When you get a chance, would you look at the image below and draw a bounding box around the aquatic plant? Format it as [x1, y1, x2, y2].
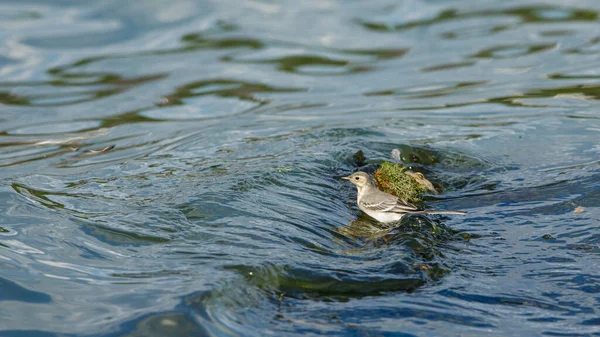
[374, 161, 433, 205]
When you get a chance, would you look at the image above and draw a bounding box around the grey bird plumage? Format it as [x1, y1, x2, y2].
[342, 171, 466, 223]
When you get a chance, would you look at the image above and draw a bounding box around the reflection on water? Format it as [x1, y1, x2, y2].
[1, 0, 600, 336]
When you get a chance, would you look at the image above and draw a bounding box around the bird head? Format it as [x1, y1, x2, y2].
[342, 171, 374, 190]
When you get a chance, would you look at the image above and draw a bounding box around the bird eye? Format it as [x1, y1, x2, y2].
[354, 177, 360, 180]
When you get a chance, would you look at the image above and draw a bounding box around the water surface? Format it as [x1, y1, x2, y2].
[1, 0, 600, 336]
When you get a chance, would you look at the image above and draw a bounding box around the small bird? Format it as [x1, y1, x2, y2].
[342, 171, 466, 223]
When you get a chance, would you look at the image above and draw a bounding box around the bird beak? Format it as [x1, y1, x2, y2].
[341, 176, 351, 181]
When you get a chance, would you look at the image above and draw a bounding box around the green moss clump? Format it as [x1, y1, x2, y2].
[374, 162, 428, 204]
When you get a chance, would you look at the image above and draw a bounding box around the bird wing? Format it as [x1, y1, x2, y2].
[390, 199, 421, 214]
[360, 192, 420, 214]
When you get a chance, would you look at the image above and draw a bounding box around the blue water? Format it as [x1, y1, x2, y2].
[1, 0, 600, 336]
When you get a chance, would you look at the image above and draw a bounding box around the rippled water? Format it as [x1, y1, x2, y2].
[1, 0, 600, 336]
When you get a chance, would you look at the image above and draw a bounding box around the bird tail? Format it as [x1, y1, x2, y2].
[413, 210, 467, 216]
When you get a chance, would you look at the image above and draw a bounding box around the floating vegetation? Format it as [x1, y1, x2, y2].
[351, 149, 439, 206]
[374, 162, 431, 205]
